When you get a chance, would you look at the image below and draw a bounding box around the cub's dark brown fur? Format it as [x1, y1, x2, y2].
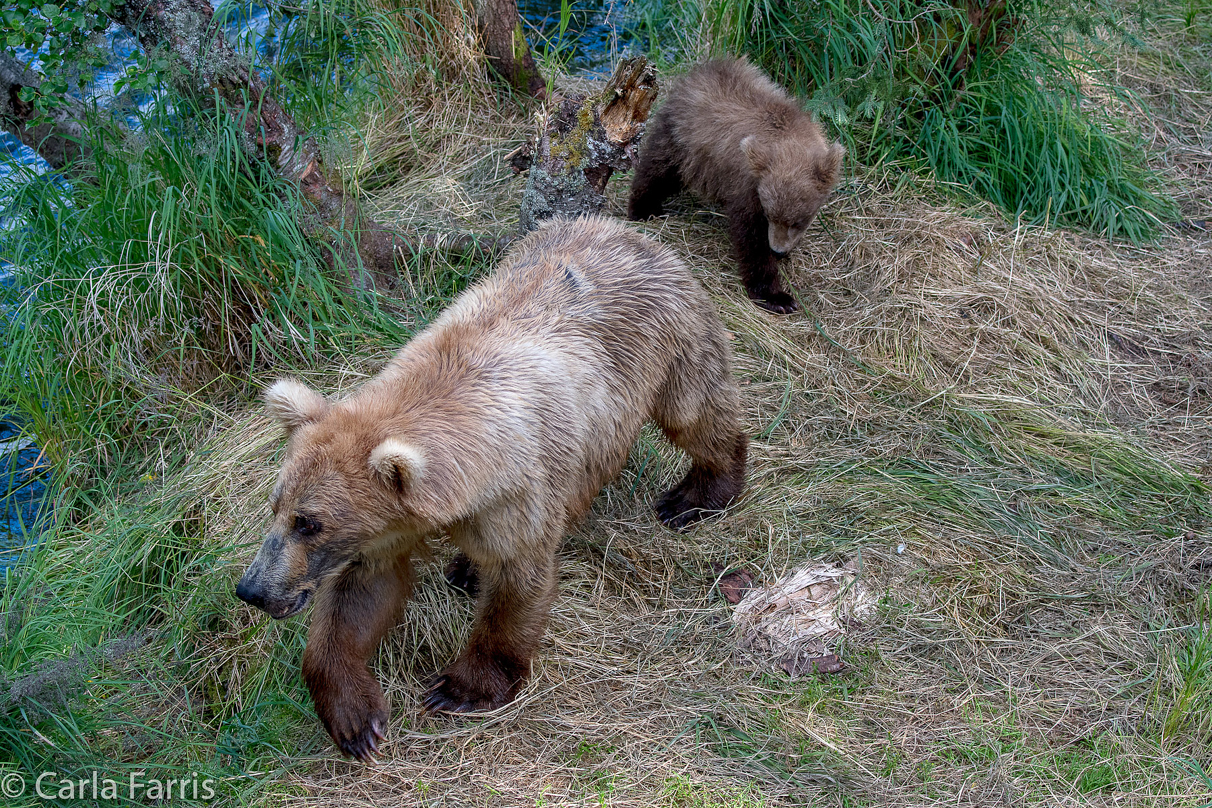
[235, 217, 747, 761]
[628, 57, 844, 314]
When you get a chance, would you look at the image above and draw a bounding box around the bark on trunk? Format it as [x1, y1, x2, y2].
[110, 0, 503, 286]
[475, 0, 546, 98]
[0, 54, 91, 171]
[517, 56, 657, 232]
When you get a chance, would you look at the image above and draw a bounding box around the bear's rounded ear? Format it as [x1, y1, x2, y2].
[827, 142, 846, 167]
[265, 378, 329, 433]
[740, 136, 768, 173]
[814, 142, 846, 186]
[369, 439, 426, 493]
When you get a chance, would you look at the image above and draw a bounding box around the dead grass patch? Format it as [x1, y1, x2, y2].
[177, 40, 1212, 807]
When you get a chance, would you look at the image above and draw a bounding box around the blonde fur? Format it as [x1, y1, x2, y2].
[236, 216, 748, 761]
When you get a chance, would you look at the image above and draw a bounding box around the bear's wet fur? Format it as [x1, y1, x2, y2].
[628, 57, 845, 314]
[235, 217, 747, 761]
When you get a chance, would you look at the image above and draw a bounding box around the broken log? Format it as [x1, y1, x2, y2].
[518, 56, 658, 232]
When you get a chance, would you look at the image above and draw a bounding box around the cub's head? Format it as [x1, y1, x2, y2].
[235, 379, 430, 619]
[741, 134, 845, 256]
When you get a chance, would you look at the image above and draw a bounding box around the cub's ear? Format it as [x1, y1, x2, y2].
[814, 142, 846, 186]
[265, 378, 329, 432]
[740, 136, 769, 173]
[369, 439, 426, 493]
[827, 142, 846, 167]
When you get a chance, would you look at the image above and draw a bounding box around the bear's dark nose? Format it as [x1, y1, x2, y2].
[771, 248, 789, 258]
[235, 578, 267, 610]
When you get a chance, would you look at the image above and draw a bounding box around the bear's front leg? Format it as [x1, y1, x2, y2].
[424, 552, 557, 713]
[302, 556, 413, 762]
[728, 198, 799, 314]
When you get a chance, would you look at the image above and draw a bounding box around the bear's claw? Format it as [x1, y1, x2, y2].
[423, 674, 495, 714]
[314, 683, 389, 763]
[752, 290, 799, 314]
[422, 665, 519, 714]
[334, 715, 386, 763]
[655, 487, 715, 531]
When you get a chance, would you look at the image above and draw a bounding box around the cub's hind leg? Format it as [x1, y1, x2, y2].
[628, 115, 684, 220]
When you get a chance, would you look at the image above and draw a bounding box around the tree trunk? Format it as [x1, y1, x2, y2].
[0, 54, 90, 171]
[517, 56, 657, 232]
[109, 0, 503, 286]
[475, 0, 546, 98]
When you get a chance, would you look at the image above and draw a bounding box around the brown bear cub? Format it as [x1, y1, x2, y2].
[628, 57, 845, 314]
[235, 217, 747, 762]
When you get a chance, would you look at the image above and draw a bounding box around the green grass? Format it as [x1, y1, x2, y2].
[2, 2, 1211, 805]
[660, 775, 770, 808]
[0, 98, 410, 482]
[216, 0, 412, 127]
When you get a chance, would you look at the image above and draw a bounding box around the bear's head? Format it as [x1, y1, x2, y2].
[741, 135, 844, 256]
[236, 379, 434, 619]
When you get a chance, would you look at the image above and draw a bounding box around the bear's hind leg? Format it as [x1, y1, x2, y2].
[728, 197, 798, 314]
[653, 338, 748, 530]
[302, 555, 413, 762]
[627, 117, 683, 220]
[424, 547, 557, 713]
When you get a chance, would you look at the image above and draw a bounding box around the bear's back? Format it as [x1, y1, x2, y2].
[359, 217, 730, 516]
[439, 217, 710, 349]
[661, 58, 826, 201]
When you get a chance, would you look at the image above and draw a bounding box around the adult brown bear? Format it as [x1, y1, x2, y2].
[628, 57, 844, 314]
[235, 216, 747, 761]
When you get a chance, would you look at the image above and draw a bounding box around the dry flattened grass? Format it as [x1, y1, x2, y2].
[185, 57, 1212, 806]
[1102, 8, 1212, 223]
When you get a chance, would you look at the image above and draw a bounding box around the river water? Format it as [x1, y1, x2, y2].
[518, 0, 629, 78]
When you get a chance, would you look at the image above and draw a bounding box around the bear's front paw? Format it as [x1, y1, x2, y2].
[422, 661, 521, 714]
[315, 684, 389, 763]
[751, 290, 799, 314]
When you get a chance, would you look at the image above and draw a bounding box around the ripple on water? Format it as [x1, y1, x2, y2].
[518, 0, 632, 78]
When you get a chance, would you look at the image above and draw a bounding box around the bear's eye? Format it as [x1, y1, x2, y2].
[293, 515, 321, 537]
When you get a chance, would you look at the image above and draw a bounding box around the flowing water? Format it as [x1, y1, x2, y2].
[518, 0, 633, 78]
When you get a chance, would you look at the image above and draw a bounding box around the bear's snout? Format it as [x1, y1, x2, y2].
[235, 577, 266, 610]
[235, 562, 312, 620]
[236, 572, 312, 619]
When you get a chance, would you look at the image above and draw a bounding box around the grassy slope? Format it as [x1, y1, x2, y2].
[3, 2, 1212, 807]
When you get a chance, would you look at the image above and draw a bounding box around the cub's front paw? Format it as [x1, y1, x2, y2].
[314, 681, 389, 762]
[422, 660, 522, 714]
[751, 290, 799, 314]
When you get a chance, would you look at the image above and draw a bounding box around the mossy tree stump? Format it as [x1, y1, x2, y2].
[517, 57, 658, 232]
